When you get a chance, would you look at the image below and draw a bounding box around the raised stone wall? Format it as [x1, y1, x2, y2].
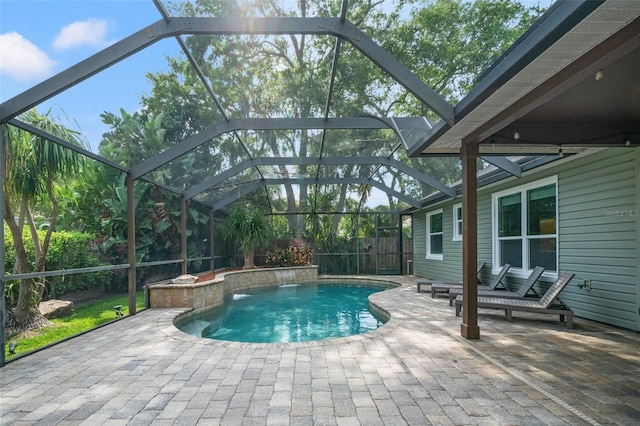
[147, 266, 318, 310]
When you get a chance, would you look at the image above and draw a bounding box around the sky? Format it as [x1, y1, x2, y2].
[0, 0, 178, 151]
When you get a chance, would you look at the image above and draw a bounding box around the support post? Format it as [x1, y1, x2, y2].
[461, 140, 480, 339]
[181, 196, 187, 275]
[375, 215, 380, 274]
[312, 214, 318, 267]
[635, 148, 640, 332]
[1, 125, 6, 366]
[355, 213, 360, 275]
[209, 210, 215, 272]
[126, 173, 137, 315]
[398, 214, 403, 274]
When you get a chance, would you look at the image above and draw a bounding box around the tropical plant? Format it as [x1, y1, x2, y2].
[97, 110, 213, 283]
[2, 108, 86, 330]
[264, 240, 313, 267]
[224, 205, 272, 269]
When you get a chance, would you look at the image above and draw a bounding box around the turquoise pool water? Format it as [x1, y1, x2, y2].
[176, 281, 389, 343]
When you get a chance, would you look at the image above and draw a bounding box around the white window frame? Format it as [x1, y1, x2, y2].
[426, 209, 444, 261]
[491, 176, 558, 278]
[452, 203, 462, 241]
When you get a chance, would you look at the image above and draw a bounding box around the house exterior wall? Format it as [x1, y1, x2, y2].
[412, 148, 639, 331]
[414, 206, 464, 282]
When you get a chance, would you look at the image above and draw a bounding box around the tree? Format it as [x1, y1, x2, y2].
[224, 205, 272, 269]
[138, 0, 404, 237]
[391, 0, 544, 108]
[349, 0, 545, 206]
[97, 111, 212, 280]
[101, 0, 547, 242]
[3, 109, 86, 329]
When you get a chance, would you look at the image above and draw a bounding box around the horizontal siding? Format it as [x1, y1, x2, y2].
[477, 195, 494, 284]
[559, 237, 636, 249]
[560, 167, 635, 196]
[413, 205, 465, 282]
[412, 148, 639, 331]
[561, 194, 636, 213]
[561, 254, 636, 268]
[439, 205, 463, 281]
[558, 149, 638, 330]
[561, 300, 637, 325]
[413, 214, 427, 278]
[560, 221, 635, 232]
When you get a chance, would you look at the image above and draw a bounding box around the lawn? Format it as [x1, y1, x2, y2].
[5, 292, 145, 359]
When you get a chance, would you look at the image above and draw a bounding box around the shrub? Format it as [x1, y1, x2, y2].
[44, 232, 113, 298]
[224, 205, 272, 269]
[264, 240, 313, 267]
[3, 226, 113, 301]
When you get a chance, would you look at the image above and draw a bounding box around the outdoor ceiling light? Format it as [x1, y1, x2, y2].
[558, 147, 564, 158]
[624, 135, 631, 146]
[594, 69, 604, 80]
[513, 129, 520, 141]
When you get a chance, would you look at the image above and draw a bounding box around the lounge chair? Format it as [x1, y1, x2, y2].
[416, 261, 485, 293]
[431, 263, 510, 298]
[454, 270, 575, 328]
[447, 266, 545, 306]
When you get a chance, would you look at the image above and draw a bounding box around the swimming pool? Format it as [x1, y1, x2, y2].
[175, 281, 391, 343]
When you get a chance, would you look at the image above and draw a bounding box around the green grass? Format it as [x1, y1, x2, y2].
[5, 292, 145, 359]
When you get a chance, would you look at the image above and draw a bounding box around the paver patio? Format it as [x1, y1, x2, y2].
[1, 275, 639, 425]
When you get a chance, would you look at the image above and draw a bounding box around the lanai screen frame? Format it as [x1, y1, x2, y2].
[0, 1, 468, 366]
[2, 0, 617, 365]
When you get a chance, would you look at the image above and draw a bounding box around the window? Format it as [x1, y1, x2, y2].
[452, 203, 462, 241]
[426, 209, 443, 260]
[493, 177, 557, 273]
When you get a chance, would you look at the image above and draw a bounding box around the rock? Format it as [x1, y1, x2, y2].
[39, 300, 74, 319]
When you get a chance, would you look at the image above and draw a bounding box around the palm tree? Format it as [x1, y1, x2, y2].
[224, 205, 272, 269]
[3, 109, 86, 329]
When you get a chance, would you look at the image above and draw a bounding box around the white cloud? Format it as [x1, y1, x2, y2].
[0, 32, 57, 82]
[53, 18, 110, 51]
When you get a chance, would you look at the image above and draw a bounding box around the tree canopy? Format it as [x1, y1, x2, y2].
[99, 0, 546, 225]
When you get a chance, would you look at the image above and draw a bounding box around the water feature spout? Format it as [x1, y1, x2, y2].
[274, 269, 297, 284]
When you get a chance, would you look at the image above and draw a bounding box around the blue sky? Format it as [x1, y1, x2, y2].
[1, 0, 178, 151]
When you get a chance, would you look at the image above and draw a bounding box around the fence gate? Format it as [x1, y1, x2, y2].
[375, 215, 402, 275]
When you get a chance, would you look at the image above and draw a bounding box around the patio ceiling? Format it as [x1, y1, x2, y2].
[1, 1, 637, 215]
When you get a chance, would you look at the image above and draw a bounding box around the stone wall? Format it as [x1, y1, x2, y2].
[147, 266, 318, 310]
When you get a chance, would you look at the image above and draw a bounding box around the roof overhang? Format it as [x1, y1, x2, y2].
[409, 0, 640, 156]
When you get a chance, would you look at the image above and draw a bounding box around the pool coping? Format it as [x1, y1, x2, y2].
[157, 275, 404, 348]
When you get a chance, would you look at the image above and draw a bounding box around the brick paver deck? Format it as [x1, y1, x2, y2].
[1, 275, 639, 425]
